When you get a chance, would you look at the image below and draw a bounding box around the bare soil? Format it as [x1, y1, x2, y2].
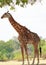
[0, 58, 46, 65]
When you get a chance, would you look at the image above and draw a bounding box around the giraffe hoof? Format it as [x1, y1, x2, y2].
[36, 63, 39, 65]
[22, 63, 24, 65]
[31, 63, 34, 65]
[28, 63, 30, 65]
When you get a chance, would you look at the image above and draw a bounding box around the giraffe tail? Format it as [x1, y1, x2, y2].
[39, 47, 42, 57]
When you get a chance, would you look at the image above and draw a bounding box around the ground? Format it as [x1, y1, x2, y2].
[0, 58, 46, 65]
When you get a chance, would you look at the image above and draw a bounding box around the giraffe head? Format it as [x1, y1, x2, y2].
[1, 11, 11, 19]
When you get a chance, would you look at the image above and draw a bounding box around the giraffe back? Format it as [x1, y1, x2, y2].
[18, 26, 40, 44]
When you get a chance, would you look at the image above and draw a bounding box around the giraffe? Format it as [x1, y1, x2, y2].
[1, 11, 40, 65]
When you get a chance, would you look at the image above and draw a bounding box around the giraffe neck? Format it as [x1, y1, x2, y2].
[8, 15, 23, 34]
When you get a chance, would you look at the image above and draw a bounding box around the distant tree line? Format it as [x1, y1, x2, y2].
[0, 37, 46, 61]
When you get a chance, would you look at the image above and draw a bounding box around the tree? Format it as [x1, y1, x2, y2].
[0, 0, 42, 8]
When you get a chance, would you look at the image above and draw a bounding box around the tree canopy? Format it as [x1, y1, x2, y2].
[0, 0, 42, 8]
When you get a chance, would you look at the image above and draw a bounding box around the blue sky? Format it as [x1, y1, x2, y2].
[0, 0, 46, 41]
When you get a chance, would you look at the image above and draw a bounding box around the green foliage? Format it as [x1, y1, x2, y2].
[10, 6, 15, 10]
[16, 0, 20, 5]
[0, 0, 12, 7]
[31, 0, 36, 5]
[0, 37, 46, 61]
[0, 0, 40, 8]
[13, 51, 22, 60]
[21, 0, 28, 5]
[0, 39, 20, 61]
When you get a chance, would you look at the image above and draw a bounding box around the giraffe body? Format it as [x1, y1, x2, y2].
[1, 11, 40, 65]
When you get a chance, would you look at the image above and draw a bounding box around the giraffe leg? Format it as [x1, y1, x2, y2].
[32, 48, 36, 65]
[24, 45, 30, 65]
[21, 45, 24, 65]
[36, 48, 39, 65]
[34, 46, 39, 65]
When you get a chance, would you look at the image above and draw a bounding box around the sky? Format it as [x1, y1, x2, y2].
[0, 0, 46, 41]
